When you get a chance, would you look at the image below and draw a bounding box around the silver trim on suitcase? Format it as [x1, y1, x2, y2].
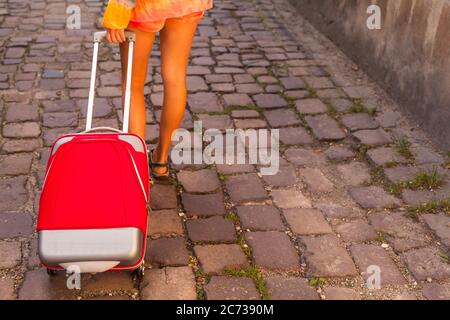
[39, 228, 144, 266]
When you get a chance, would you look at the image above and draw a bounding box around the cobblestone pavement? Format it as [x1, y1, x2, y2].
[1, 0, 450, 300]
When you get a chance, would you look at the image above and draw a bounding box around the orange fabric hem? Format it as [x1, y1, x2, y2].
[128, 11, 205, 33]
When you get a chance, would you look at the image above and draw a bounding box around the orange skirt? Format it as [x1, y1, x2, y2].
[129, 10, 205, 33]
[129, 0, 212, 32]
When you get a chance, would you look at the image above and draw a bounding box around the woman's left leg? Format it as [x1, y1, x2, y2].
[152, 17, 200, 174]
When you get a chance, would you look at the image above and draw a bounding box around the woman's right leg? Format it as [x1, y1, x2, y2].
[119, 27, 156, 140]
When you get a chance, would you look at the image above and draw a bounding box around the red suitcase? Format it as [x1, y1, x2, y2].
[37, 31, 149, 276]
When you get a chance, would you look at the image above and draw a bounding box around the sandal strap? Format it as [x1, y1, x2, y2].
[151, 162, 169, 168]
[150, 149, 169, 168]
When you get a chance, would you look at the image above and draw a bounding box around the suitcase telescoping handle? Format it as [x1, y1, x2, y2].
[85, 30, 136, 133]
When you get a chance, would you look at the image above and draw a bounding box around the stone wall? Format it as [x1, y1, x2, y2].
[288, 0, 450, 149]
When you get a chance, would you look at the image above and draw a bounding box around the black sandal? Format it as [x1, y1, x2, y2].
[149, 149, 170, 182]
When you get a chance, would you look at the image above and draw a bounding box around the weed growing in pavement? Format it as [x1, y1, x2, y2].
[396, 136, 414, 160]
[224, 266, 270, 300]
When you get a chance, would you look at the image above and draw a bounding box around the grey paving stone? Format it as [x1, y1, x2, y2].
[299, 234, 357, 277]
[2, 139, 40, 153]
[284, 148, 327, 166]
[43, 112, 78, 128]
[0, 213, 33, 239]
[343, 86, 374, 99]
[299, 168, 334, 193]
[264, 109, 301, 127]
[0, 176, 28, 212]
[401, 183, 450, 206]
[271, 189, 312, 209]
[205, 276, 260, 300]
[422, 214, 450, 248]
[194, 244, 249, 274]
[148, 209, 183, 237]
[318, 204, 362, 219]
[146, 237, 190, 267]
[350, 244, 406, 285]
[150, 184, 178, 210]
[279, 127, 313, 145]
[0, 278, 15, 300]
[197, 114, 233, 130]
[181, 192, 225, 217]
[337, 162, 371, 186]
[383, 165, 439, 183]
[305, 114, 346, 141]
[341, 113, 379, 131]
[369, 212, 429, 252]
[234, 118, 268, 129]
[19, 270, 75, 300]
[349, 186, 401, 209]
[237, 205, 285, 231]
[236, 83, 263, 94]
[187, 75, 208, 92]
[188, 92, 222, 112]
[141, 267, 197, 300]
[336, 219, 377, 242]
[252, 94, 288, 108]
[216, 164, 255, 174]
[353, 129, 392, 146]
[266, 276, 319, 300]
[230, 109, 260, 118]
[325, 145, 355, 161]
[222, 93, 253, 107]
[0, 241, 21, 269]
[280, 76, 306, 90]
[3, 122, 41, 138]
[403, 248, 450, 281]
[330, 98, 353, 112]
[187, 216, 236, 243]
[323, 287, 361, 300]
[412, 146, 445, 165]
[295, 98, 328, 114]
[225, 173, 267, 204]
[422, 283, 450, 300]
[245, 231, 300, 270]
[177, 169, 221, 194]
[80, 272, 134, 292]
[0, 153, 33, 176]
[367, 147, 409, 166]
[283, 208, 332, 235]
[5, 103, 39, 122]
[261, 165, 297, 187]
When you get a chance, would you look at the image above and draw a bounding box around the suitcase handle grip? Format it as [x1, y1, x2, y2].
[93, 31, 136, 42]
[85, 31, 135, 133]
[80, 126, 122, 134]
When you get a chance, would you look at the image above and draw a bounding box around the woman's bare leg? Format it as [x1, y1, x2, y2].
[152, 19, 199, 174]
[120, 27, 156, 140]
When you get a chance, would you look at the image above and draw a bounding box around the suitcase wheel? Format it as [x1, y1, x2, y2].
[46, 268, 58, 276]
[133, 263, 145, 280]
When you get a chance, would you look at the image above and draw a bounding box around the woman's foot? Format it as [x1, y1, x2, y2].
[149, 148, 170, 182]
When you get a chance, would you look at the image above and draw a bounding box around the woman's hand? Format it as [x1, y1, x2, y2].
[106, 29, 126, 43]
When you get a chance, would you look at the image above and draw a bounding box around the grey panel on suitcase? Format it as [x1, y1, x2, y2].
[38, 228, 144, 266]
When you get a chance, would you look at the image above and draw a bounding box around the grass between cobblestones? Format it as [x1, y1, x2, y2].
[224, 266, 270, 300]
[396, 136, 414, 160]
[406, 198, 450, 215]
[308, 277, 327, 288]
[389, 166, 446, 196]
[347, 100, 376, 116]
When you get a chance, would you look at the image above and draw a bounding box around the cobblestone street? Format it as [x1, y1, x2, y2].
[1, 0, 449, 300]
